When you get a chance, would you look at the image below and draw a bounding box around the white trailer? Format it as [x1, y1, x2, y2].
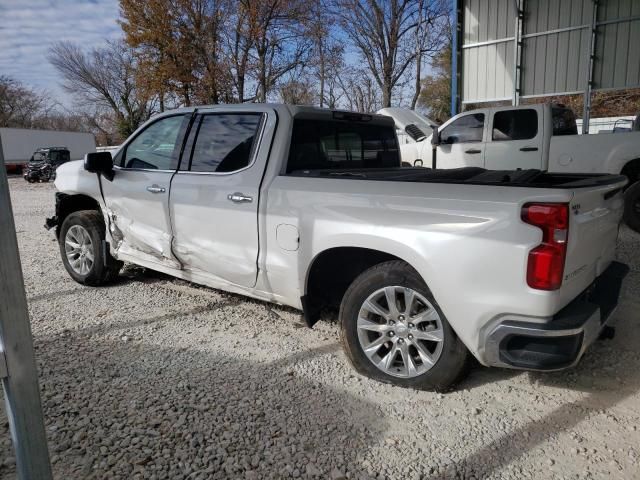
[0, 128, 95, 172]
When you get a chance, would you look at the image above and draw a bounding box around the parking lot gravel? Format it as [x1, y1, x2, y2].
[1, 177, 639, 479]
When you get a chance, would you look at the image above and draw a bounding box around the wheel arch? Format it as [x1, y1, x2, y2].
[302, 246, 421, 328]
[621, 158, 640, 187]
[51, 193, 102, 238]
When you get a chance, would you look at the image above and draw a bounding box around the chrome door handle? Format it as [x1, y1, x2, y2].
[227, 192, 253, 203]
[146, 185, 166, 194]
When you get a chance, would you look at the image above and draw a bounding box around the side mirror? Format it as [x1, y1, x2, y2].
[84, 152, 114, 181]
[431, 125, 441, 146]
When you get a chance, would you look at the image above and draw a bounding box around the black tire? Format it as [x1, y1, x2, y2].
[340, 260, 469, 391]
[624, 181, 640, 233]
[59, 210, 123, 286]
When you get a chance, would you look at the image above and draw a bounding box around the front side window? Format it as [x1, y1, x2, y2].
[287, 119, 399, 172]
[492, 109, 538, 141]
[187, 114, 263, 172]
[121, 115, 185, 170]
[440, 114, 485, 144]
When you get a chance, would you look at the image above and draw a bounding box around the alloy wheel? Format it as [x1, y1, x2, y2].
[357, 286, 444, 378]
[64, 225, 94, 275]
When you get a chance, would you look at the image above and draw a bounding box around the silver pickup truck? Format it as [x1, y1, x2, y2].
[47, 105, 628, 391]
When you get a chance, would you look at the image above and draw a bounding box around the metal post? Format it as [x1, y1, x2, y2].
[451, 0, 463, 116]
[512, 0, 524, 106]
[583, 0, 599, 134]
[0, 134, 53, 479]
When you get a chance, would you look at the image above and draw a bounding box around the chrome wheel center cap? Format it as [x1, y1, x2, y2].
[395, 323, 408, 337]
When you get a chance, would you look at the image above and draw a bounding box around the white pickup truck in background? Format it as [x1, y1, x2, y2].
[384, 103, 640, 232]
[47, 105, 628, 391]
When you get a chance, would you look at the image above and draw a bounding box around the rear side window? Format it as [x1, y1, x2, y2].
[439, 113, 484, 144]
[492, 109, 538, 141]
[188, 114, 263, 173]
[287, 119, 399, 173]
[552, 107, 578, 136]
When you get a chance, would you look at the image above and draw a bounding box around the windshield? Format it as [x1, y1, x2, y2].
[287, 119, 399, 173]
[31, 152, 46, 162]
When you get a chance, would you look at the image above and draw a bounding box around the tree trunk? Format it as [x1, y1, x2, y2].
[411, 56, 422, 109]
[319, 42, 325, 108]
[411, 0, 425, 110]
[258, 52, 267, 102]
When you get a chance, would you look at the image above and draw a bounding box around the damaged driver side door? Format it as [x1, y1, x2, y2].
[103, 114, 188, 268]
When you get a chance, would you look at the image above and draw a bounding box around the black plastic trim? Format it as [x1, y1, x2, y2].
[497, 261, 628, 370]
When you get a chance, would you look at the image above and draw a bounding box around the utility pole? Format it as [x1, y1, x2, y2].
[0, 134, 53, 479]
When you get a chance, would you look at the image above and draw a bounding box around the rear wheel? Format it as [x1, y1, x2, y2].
[624, 181, 640, 233]
[340, 261, 469, 391]
[59, 210, 122, 286]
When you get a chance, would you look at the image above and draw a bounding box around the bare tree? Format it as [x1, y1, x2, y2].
[337, 0, 446, 108]
[247, 0, 311, 102]
[48, 40, 154, 138]
[225, 1, 256, 102]
[337, 70, 381, 112]
[305, 0, 341, 107]
[279, 77, 316, 104]
[0, 76, 55, 128]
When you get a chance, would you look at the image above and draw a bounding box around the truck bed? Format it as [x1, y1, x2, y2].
[289, 166, 627, 189]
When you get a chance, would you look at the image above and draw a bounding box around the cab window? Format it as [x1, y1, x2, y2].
[186, 114, 263, 173]
[440, 114, 485, 144]
[492, 109, 538, 141]
[121, 115, 186, 170]
[287, 119, 399, 172]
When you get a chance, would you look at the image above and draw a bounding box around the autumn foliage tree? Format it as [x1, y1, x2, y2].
[418, 40, 452, 122]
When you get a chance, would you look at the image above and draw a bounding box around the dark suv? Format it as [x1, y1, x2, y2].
[24, 147, 71, 182]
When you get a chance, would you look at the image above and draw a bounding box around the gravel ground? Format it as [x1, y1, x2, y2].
[1, 177, 639, 480]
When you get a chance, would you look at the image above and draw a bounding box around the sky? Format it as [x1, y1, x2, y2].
[0, 0, 122, 108]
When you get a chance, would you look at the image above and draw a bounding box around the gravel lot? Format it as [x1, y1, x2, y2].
[1, 177, 640, 480]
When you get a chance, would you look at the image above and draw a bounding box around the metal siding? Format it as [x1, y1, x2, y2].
[479, 0, 489, 42]
[506, 0, 515, 37]
[628, 2, 640, 86]
[593, 0, 640, 90]
[461, 0, 639, 104]
[555, 31, 570, 92]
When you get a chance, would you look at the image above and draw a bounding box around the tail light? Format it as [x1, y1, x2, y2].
[521, 203, 569, 290]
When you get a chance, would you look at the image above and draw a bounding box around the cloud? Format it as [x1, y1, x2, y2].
[0, 0, 121, 107]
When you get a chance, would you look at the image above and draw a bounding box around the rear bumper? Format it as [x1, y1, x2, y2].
[482, 261, 629, 371]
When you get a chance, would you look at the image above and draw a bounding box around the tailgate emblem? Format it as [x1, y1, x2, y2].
[572, 204, 581, 215]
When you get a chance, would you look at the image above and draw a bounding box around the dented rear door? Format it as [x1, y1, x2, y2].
[169, 107, 276, 288]
[103, 114, 189, 267]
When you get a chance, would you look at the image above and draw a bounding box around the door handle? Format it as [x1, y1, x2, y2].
[520, 147, 539, 152]
[146, 185, 166, 194]
[227, 192, 253, 203]
[465, 149, 482, 154]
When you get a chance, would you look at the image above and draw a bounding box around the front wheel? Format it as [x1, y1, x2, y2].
[624, 181, 640, 233]
[59, 210, 123, 286]
[340, 261, 469, 391]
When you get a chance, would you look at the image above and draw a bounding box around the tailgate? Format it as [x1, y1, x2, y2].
[560, 178, 627, 304]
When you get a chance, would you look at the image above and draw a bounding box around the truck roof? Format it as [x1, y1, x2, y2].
[150, 103, 395, 125]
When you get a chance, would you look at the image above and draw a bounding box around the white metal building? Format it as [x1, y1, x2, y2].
[452, 0, 640, 131]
